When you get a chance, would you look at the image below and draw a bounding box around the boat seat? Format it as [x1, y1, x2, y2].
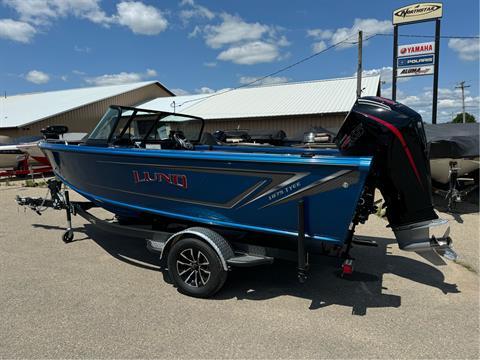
[201, 132, 222, 146]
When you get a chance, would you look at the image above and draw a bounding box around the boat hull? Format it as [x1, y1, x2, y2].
[430, 157, 479, 184]
[17, 142, 49, 165]
[42, 143, 372, 245]
[0, 145, 25, 169]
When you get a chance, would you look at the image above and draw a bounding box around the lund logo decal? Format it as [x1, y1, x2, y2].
[132, 170, 188, 189]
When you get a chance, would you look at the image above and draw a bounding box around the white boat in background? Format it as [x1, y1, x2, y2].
[430, 157, 480, 184]
[425, 123, 479, 183]
[0, 144, 26, 168]
[16, 132, 88, 166]
[0, 131, 87, 170]
[424, 123, 479, 210]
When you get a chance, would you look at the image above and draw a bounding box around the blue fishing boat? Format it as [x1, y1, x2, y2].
[19, 97, 455, 297]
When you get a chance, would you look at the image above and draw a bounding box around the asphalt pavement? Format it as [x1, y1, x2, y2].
[0, 184, 478, 359]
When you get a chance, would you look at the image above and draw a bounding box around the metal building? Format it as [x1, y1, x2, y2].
[0, 81, 173, 138]
[140, 76, 381, 137]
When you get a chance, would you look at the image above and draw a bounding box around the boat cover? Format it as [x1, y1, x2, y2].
[424, 123, 479, 159]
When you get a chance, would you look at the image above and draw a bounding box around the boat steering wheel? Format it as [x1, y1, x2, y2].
[172, 131, 194, 150]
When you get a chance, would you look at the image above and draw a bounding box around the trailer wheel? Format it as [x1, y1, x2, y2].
[167, 237, 227, 298]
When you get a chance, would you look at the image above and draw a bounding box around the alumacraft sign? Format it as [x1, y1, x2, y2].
[393, 3, 443, 25]
[397, 65, 434, 77]
[398, 41, 435, 57]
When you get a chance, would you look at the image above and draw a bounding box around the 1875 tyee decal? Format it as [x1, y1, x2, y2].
[133, 170, 188, 189]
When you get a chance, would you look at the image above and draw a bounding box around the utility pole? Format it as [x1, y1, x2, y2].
[455, 81, 470, 123]
[356, 30, 363, 99]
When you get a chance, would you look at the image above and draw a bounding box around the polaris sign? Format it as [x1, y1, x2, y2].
[397, 54, 435, 67]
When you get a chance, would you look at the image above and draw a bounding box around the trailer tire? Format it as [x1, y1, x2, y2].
[167, 237, 227, 298]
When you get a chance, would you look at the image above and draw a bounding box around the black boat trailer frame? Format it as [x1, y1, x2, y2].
[17, 179, 364, 289]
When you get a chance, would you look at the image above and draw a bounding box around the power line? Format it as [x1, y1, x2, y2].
[376, 33, 479, 39]
[175, 32, 365, 109]
[173, 32, 478, 110]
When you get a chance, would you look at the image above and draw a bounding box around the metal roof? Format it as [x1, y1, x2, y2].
[0, 81, 172, 128]
[140, 75, 380, 120]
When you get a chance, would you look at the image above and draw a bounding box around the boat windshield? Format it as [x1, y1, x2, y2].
[87, 106, 204, 146]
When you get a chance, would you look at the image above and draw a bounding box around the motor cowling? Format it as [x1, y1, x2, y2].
[336, 96, 437, 228]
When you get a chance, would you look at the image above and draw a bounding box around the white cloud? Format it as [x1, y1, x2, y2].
[145, 68, 157, 77]
[312, 40, 327, 53]
[307, 18, 392, 51]
[307, 29, 333, 40]
[0, 18, 36, 43]
[397, 87, 480, 123]
[204, 13, 269, 49]
[85, 68, 157, 86]
[116, 1, 168, 35]
[195, 86, 215, 94]
[171, 88, 190, 96]
[3, 0, 113, 26]
[180, 0, 214, 24]
[360, 66, 394, 83]
[3, 0, 169, 38]
[192, 12, 288, 65]
[217, 41, 280, 65]
[448, 38, 480, 61]
[25, 70, 50, 84]
[74, 45, 91, 53]
[239, 76, 289, 86]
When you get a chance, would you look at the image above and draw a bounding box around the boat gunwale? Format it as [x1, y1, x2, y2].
[40, 142, 372, 168]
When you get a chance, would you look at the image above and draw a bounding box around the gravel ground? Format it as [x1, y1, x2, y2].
[0, 184, 478, 359]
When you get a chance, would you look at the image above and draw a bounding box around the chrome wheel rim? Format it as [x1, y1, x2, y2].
[176, 248, 211, 287]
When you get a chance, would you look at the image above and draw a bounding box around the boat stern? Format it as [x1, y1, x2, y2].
[336, 96, 457, 259]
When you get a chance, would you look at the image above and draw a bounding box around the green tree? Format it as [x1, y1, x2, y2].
[452, 112, 476, 123]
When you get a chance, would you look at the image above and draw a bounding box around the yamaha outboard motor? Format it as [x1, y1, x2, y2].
[337, 97, 455, 258]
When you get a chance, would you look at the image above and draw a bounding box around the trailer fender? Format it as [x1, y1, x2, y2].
[161, 227, 234, 271]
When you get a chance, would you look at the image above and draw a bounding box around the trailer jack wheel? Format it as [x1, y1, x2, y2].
[62, 230, 74, 243]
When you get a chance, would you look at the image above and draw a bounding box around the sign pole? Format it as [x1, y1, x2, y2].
[431, 18, 441, 124]
[392, 25, 398, 101]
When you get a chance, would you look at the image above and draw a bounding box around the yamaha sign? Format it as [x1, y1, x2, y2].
[393, 3, 443, 25]
[398, 42, 435, 57]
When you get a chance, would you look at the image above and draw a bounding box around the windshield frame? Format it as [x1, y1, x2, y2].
[86, 105, 205, 146]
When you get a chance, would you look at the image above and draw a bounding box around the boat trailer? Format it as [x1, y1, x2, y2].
[0, 155, 52, 179]
[16, 179, 366, 296]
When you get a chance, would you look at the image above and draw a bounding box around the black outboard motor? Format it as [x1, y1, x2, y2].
[337, 97, 454, 256]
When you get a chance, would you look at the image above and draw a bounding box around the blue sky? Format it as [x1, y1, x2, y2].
[0, 0, 478, 122]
